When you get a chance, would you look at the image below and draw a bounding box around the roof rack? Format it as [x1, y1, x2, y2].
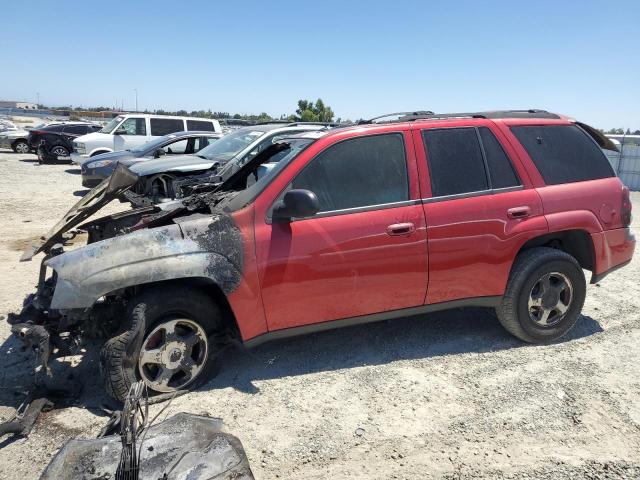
[358, 111, 434, 125]
[398, 109, 560, 122]
[358, 109, 560, 125]
[285, 121, 341, 127]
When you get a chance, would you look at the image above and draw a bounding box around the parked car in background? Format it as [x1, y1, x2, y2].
[80, 131, 222, 187]
[0, 125, 38, 153]
[71, 114, 222, 163]
[31, 122, 102, 163]
[128, 122, 332, 202]
[9, 110, 635, 402]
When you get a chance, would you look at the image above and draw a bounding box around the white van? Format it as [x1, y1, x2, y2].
[71, 114, 221, 163]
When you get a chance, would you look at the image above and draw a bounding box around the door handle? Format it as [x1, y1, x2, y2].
[386, 222, 415, 236]
[507, 206, 531, 219]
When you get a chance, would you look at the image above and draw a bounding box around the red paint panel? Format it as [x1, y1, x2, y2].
[255, 205, 428, 330]
[591, 228, 636, 275]
[423, 189, 547, 304]
[227, 205, 269, 341]
[537, 177, 628, 231]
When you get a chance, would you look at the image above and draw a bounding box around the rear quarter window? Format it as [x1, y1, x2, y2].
[511, 125, 615, 185]
[150, 118, 185, 136]
[186, 120, 215, 132]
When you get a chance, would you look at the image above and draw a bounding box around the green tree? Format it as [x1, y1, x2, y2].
[294, 98, 334, 122]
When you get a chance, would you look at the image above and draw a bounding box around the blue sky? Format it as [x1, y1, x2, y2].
[2, 0, 638, 129]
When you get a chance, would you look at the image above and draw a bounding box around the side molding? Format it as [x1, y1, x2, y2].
[243, 296, 501, 348]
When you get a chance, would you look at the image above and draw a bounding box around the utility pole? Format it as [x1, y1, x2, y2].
[134, 89, 138, 112]
[36, 92, 40, 107]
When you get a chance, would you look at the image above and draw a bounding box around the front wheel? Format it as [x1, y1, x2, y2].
[100, 285, 222, 402]
[496, 247, 586, 343]
[12, 140, 29, 153]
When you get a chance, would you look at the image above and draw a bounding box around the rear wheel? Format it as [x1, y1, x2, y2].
[100, 285, 222, 402]
[51, 145, 70, 158]
[496, 247, 586, 343]
[12, 140, 29, 153]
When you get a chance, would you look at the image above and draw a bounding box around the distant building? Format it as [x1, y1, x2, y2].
[0, 100, 38, 110]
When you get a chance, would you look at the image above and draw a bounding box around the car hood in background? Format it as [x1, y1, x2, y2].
[129, 154, 216, 176]
[74, 131, 111, 144]
[1, 129, 29, 138]
[80, 150, 136, 166]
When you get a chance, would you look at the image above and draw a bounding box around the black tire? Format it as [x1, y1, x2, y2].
[100, 285, 222, 402]
[496, 247, 586, 343]
[12, 140, 29, 154]
[51, 145, 70, 158]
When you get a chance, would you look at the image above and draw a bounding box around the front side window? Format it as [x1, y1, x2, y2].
[291, 133, 409, 213]
[150, 118, 184, 136]
[186, 120, 215, 132]
[119, 117, 146, 136]
[511, 125, 615, 185]
[423, 128, 488, 197]
[162, 138, 189, 154]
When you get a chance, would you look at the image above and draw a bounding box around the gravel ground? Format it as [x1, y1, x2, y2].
[0, 149, 638, 479]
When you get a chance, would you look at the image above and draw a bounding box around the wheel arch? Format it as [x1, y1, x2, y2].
[515, 229, 595, 272]
[113, 277, 241, 341]
[90, 148, 113, 156]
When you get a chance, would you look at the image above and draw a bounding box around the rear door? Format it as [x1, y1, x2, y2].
[255, 130, 429, 330]
[414, 123, 547, 305]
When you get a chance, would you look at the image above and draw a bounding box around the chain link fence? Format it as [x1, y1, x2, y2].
[605, 135, 640, 191]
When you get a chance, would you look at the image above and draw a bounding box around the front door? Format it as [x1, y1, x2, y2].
[254, 131, 429, 331]
[113, 117, 147, 151]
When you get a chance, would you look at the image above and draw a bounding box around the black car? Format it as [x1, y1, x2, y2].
[30, 123, 102, 163]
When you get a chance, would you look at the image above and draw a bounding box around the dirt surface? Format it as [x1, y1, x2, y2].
[0, 148, 638, 479]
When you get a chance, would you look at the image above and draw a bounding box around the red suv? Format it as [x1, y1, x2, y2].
[10, 110, 635, 401]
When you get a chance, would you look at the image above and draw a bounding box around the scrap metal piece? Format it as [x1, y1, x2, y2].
[0, 397, 53, 438]
[41, 413, 254, 479]
[11, 322, 52, 375]
[21, 164, 139, 261]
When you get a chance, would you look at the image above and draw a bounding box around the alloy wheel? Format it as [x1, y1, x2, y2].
[527, 272, 573, 327]
[138, 318, 209, 392]
[14, 142, 29, 153]
[52, 146, 69, 157]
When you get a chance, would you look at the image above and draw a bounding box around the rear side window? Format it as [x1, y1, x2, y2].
[478, 127, 520, 189]
[422, 128, 488, 197]
[292, 133, 409, 212]
[63, 125, 89, 135]
[511, 125, 615, 184]
[186, 120, 214, 132]
[150, 118, 185, 136]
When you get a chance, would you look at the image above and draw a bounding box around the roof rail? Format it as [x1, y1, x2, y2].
[285, 121, 341, 127]
[397, 109, 560, 122]
[358, 111, 434, 125]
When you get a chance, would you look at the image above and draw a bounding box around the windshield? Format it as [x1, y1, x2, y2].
[100, 116, 124, 134]
[197, 128, 266, 161]
[130, 134, 177, 153]
[223, 138, 314, 211]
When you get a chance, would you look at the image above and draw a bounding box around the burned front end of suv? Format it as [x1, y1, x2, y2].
[8, 163, 244, 380]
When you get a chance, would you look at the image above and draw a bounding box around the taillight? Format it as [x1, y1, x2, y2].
[622, 186, 632, 227]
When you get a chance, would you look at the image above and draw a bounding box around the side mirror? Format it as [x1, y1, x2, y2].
[114, 128, 128, 136]
[154, 148, 165, 158]
[272, 189, 320, 222]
